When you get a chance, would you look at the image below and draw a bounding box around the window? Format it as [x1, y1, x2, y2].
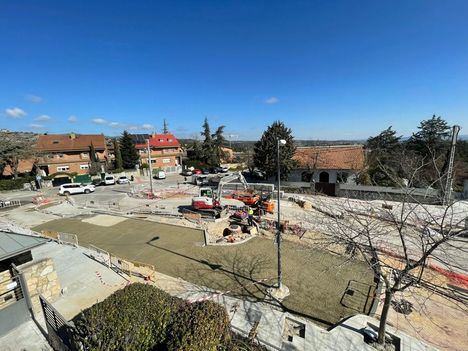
[57, 165, 70, 171]
[81, 152, 89, 158]
[52, 140, 59, 144]
[162, 158, 171, 163]
[80, 164, 89, 170]
[59, 154, 64, 158]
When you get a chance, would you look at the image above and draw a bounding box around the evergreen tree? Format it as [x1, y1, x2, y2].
[212, 125, 227, 165]
[201, 118, 217, 166]
[113, 139, 123, 170]
[253, 121, 296, 180]
[365, 127, 402, 186]
[88, 142, 102, 175]
[407, 115, 450, 158]
[407, 115, 451, 187]
[163, 119, 169, 134]
[119, 131, 140, 169]
[89, 143, 98, 162]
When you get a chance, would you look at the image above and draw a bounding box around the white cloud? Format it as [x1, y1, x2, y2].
[68, 115, 77, 123]
[264, 96, 279, 104]
[5, 107, 27, 118]
[128, 125, 139, 131]
[109, 122, 122, 128]
[92, 118, 107, 125]
[35, 114, 51, 121]
[28, 123, 44, 129]
[141, 123, 154, 130]
[25, 94, 43, 103]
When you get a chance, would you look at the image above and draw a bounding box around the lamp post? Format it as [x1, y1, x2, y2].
[276, 139, 286, 289]
[147, 139, 153, 195]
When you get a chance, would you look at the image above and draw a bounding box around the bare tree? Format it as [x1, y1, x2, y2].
[0, 131, 38, 178]
[314, 157, 467, 345]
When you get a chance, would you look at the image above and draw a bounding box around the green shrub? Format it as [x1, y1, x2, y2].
[0, 177, 34, 191]
[166, 300, 230, 351]
[71, 284, 260, 351]
[72, 283, 175, 351]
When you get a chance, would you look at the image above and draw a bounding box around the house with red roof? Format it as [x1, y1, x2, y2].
[35, 133, 109, 177]
[132, 133, 183, 172]
[291, 144, 365, 186]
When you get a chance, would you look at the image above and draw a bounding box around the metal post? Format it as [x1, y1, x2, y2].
[276, 139, 282, 289]
[147, 139, 153, 195]
[443, 125, 460, 206]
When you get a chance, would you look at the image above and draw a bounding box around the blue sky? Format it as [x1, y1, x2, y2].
[1, 1, 467, 140]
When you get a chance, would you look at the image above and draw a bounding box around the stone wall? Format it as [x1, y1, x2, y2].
[19, 258, 61, 316]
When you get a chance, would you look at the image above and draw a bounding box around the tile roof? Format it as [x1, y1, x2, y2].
[36, 134, 106, 152]
[294, 145, 365, 171]
[134, 133, 180, 148]
[2, 159, 35, 176]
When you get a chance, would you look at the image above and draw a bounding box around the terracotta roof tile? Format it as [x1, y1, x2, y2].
[293, 145, 365, 170]
[134, 133, 180, 148]
[36, 134, 106, 152]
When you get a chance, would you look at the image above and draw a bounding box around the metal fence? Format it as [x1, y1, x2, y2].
[57, 232, 79, 247]
[40, 295, 76, 351]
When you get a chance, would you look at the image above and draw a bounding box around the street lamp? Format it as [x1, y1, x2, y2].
[276, 139, 286, 289]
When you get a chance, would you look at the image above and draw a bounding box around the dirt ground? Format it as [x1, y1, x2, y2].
[33, 216, 375, 326]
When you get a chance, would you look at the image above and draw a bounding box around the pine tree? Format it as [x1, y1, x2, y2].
[408, 115, 450, 158]
[113, 139, 123, 170]
[253, 121, 297, 180]
[366, 126, 402, 186]
[212, 125, 227, 165]
[201, 118, 216, 165]
[163, 119, 169, 134]
[119, 131, 140, 169]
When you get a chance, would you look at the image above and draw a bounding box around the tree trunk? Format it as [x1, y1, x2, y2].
[378, 289, 393, 344]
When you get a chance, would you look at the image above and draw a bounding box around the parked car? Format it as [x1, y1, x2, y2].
[59, 183, 95, 195]
[220, 166, 229, 173]
[202, 168, 210, 175]
[181, 169, 193, 176]
[104, 175, 115, 185]
[117, 176, 130, 184]
[153, 170, 166, 179]
[91, 178, 104, 186]
[209, 167, 219, 174]
[192, 169, 202, 175]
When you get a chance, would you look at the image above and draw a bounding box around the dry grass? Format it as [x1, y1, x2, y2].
[34, 216, 375, 326]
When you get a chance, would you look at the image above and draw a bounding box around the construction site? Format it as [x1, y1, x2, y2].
[1, 172, 467, 351]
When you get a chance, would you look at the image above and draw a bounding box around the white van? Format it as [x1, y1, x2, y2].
[104, 175, 115, 185]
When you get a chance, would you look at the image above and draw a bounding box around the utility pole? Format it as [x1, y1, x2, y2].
[276, 139, 286, 289]
[443, 125, 460, 206]
[147, 139, 153, 195]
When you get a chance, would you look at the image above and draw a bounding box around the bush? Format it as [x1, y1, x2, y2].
[72, 283, 176, 350]
[0, 177, 34, 191]
[166, 301, 230, 351]
[72, 284, 234, 351]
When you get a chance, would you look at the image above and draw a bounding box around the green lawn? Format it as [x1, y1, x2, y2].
[34, 216, 375, 326]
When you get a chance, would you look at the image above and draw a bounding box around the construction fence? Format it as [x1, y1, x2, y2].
[40, 230, 156, 281]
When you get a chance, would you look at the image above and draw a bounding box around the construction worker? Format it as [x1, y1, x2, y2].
[247, 207, 254, 226]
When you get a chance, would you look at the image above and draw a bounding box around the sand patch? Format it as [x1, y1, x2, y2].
[81, 214, 127, 227]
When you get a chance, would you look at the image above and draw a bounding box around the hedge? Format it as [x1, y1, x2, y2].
[72, 283, 247, 351]
[72, 283, 176, 350]
[0, 177, 34, 191]
[166, 300, 230, 351]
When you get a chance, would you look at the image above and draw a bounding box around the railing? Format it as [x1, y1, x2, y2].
[0, 276, 23, 310]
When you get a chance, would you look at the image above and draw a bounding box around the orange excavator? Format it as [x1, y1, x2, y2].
[191, 172, 274, 215]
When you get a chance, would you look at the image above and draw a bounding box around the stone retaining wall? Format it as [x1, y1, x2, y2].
[19, 258, 61, 316]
